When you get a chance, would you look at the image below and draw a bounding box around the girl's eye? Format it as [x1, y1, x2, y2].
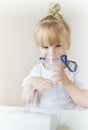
[55, 45, 61, 47]
[43, 46, 49, 49]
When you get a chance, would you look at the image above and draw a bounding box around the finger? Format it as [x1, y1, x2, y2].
[45, 81, 54, 88]
[51, 75, 62, 82]
[44, 79, 54, 87]
[51, 72, 61, 77]
[54, 65, 66, 72]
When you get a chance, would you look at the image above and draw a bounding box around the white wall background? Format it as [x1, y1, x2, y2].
[0, 0, 88, 106]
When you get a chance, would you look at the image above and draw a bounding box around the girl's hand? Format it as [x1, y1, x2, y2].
[51, 67, 71, 87]
[29, 76, 54, 91]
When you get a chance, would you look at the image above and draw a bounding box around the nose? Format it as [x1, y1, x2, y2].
[48, 47, 55, 56]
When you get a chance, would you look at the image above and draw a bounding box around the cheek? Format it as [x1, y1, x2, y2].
[40, 49, 47, 56]
[56, 49, 65, 56]
[59, 48, 67, 55]
[60, 50, 67, 55]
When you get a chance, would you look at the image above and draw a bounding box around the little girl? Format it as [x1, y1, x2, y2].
[21, 2, 88, 110]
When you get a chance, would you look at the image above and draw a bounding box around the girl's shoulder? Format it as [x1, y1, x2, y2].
[21, 63, 42, 87]
[72, 65, 88, 89]
[65, 64, 88, 83]
[74, 64, 88, 77]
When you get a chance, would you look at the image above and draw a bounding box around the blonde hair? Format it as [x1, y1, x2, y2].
[34, 2, 71, 47]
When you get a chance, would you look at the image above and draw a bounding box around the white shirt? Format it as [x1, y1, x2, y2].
[22, 63, 88, 110]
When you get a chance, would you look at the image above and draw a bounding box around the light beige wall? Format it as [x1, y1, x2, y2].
[0, 15, 40, 105]
[0, 0, 88, 106]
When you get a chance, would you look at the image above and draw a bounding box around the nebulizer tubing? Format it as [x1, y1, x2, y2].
[25, 88, 39, 112]
[25, 88, 35, 112]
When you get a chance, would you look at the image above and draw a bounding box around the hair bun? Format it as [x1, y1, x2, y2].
[48, 2, 61, 16]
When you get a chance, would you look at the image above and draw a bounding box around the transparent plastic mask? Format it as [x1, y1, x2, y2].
[40, 56, 63, 71]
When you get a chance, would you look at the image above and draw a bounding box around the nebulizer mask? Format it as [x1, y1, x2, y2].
[40, 54, 77, 73]
[40, 56, 62, 70]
